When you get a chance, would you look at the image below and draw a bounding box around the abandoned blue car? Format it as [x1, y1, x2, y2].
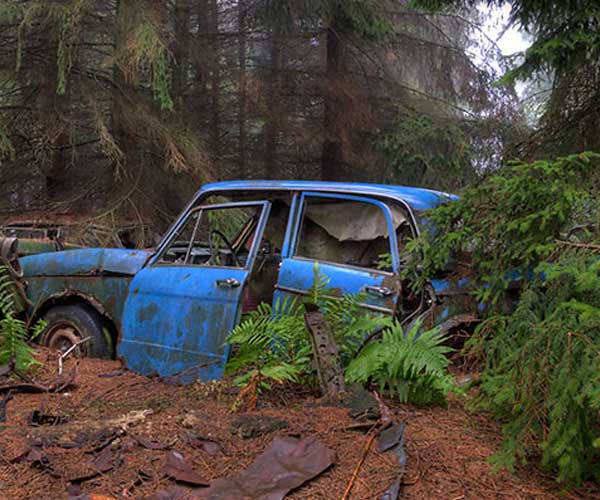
[8, 181, 477, 381]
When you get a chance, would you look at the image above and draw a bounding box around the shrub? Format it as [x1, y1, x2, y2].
[405, 152, 600, 484]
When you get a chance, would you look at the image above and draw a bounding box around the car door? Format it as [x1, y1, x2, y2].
[274, 192, 402, 314]
[119, 200, 271, 382]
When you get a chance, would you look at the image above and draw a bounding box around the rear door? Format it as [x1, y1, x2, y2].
[119, 201, 271, 382]
[274, 192, 402, 314]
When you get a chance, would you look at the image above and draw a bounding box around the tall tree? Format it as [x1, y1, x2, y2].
[418, 0, 600, 158]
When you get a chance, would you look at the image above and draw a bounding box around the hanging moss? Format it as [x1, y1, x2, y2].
[124, 19, 174, 111]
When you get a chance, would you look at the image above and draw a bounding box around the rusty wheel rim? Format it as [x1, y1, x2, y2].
[44, 324, 85, 356]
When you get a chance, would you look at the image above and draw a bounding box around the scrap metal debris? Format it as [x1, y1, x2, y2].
[164, 450, 209, 486]
[184, 433, 222, 456]
[378, 422, 407, 500]
[0, 389, 12, 422]
[29, 409, 69, 426]
[342, 393, 404, 500]
[69, 446, 116, 483]
[196, 435, 335, 500]
[229, 414, 288, 439]
[133, 434, 173, 450]
[304, 303, 345, 399]
[0, 361, 78, 393]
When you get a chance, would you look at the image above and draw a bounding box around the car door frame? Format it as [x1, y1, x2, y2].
[119, 200, 272, 382]
[275, 191, 402, 315]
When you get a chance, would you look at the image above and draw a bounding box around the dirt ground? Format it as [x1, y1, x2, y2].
[0, 350, 598, 500]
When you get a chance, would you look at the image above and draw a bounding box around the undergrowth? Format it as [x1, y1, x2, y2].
[226, 263, 457, 408]
[346, 319, 459, 406]
[406, 152, 600, 485]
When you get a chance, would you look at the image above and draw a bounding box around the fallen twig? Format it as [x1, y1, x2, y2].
[555, 239, 600, 251]
[0, 362, 78, 393]
[58, 337, 90, 375]
[0, 390, 13, 422]
[341, 429, 377, 500]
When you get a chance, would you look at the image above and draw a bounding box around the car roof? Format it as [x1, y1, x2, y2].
[199, 180, 456, 212]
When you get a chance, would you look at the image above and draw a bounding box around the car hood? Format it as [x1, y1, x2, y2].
[20, 248, 152, 277]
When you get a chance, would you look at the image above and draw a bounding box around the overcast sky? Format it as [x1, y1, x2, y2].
[486, 3, 530, 56]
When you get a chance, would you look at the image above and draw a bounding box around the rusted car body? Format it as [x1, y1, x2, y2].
[6, 181, 478, 382]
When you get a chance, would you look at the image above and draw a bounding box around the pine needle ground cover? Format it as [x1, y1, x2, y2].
[1, 351, 598, 499]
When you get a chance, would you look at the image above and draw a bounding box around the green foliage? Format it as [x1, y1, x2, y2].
[404, 152, 600, 304]
[346, 320, 458, 405]
[9, 0, 85, 95]
[126, 18, 174, 110]
[0, 268, 16, 316]
[227, 263, 456, 407]
[407, 151, 600, 484]
[332, 0, 393, 39]
[416, 0, 600, 83]
[0, 267, 44, 372]
[251, 0, 392, 39]
[376, 114, 475, 188]
[226, 263, 392, 392]
[469, 258, 600, 484]
[0, 314, 44, 372]
[0, 121, 15, 161]
[226, 298, 311, 391]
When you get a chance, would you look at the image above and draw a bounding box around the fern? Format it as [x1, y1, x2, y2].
[0, 266, 44, 371]
[226, 263, 393, 396]
[226, 297, 311, 392]
[346, 320, 459, 406]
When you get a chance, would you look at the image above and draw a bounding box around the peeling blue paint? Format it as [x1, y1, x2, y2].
[20, 248, 151, 277]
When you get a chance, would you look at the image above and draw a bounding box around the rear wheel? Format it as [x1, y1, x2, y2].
[41, 304, 112, 359]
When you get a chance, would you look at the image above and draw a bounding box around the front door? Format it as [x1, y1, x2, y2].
[274, 192, 402, 315]
[120, 200, 271, 382]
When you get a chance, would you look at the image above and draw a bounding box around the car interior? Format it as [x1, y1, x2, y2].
[156, 190, 417, 315]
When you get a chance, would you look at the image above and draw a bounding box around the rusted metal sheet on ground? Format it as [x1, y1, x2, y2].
[196, 435, 335, 500]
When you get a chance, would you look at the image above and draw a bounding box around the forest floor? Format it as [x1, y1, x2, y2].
[0, 350, 599, 500]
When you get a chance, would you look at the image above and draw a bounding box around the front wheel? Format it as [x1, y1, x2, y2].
[41, 304, 113, 359]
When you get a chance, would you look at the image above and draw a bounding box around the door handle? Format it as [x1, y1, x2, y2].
[364, 285, 393, 297]
[216, 278, 241, 289]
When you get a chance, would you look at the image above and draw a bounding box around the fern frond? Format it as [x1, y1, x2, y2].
[346, 320, 458, 406]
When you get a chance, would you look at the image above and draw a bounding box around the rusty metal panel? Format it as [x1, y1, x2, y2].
[19, 249, 151, 277]
[24, 276, 133, 327]
[118, 266, 248, 381]
[119, 200, 272, 382]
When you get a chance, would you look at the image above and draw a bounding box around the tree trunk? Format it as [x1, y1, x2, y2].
[209, 0, 221, 161]
[321, 17, 347, 182]
[172, 0, 191, 109]
[238, 0, 247, 178]
[264, 26, 282, 179]
[111, 0, 138, 183]
[42, 25, 69, 201]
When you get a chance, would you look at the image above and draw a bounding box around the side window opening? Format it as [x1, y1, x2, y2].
[295, 197, 400, 271]
[156, 204, 264, 268]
